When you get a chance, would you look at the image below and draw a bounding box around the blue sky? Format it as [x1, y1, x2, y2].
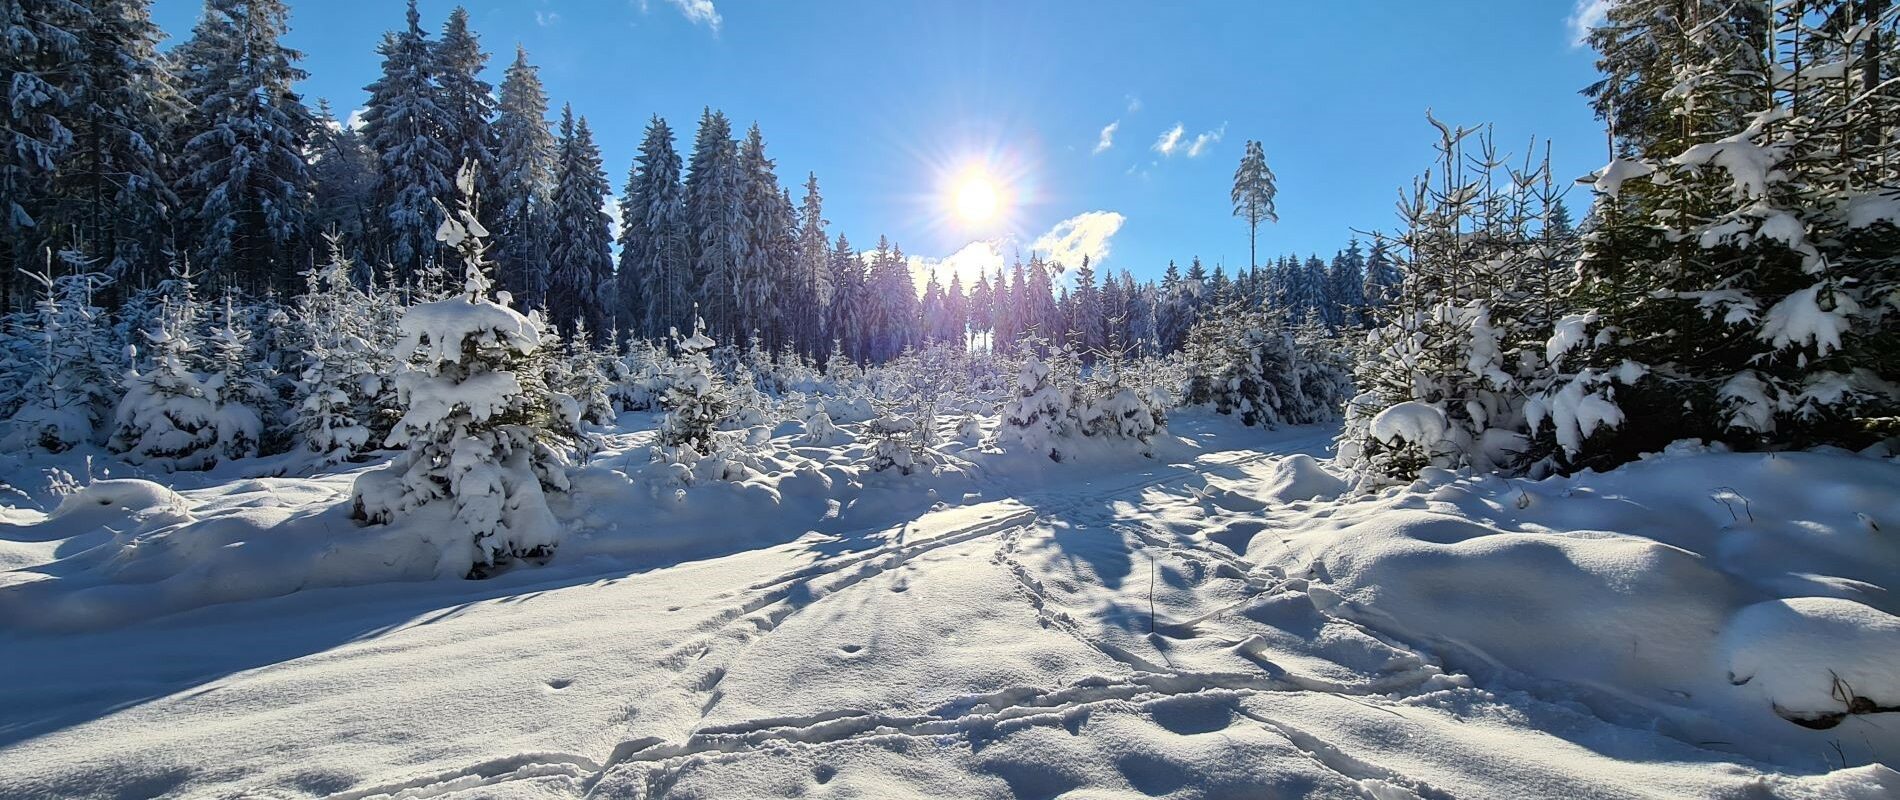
[151, 0, 1611, 284]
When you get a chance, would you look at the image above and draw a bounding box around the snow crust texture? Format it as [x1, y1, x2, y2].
[1, 415, 1896, 799]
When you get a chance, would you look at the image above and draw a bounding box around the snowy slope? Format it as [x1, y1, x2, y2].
[0, 413, 1896, 799]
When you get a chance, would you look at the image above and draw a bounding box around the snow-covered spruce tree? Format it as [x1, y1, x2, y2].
[656, 312, 731, 459]
[610, 336, 669, 412]
[202, 295, 271, 461]
[309, 101, 380, 263]
[361, 0, 453, 286]
[546, 106, 616, 335]
[622, 114, 690, 340]
[1182, 301, 1303, 429]
[1, 0, 85, 305]
[685, 109, 745, 343]
[996, 339, 1081, 462]
[1079, 327, 1166, 455]
[50, 0, 177, 291]
[110, 273, 225, 471]
[558, 320, 616, 427]
[490, 45, 555, 309]
[169, 0, 314, 295]
[293, 233, 383, 464]
[795, 173, 831, 353]
[352, 164, 575, 579]
[4, 260, 117, 452]
[1559, 1, 1900, 466]
[432, 7, 496, 247]
[735, 124, 791, 350]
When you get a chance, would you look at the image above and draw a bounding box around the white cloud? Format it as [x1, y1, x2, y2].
[1093, 121, 1119, 155]
[604, 195, 623, 242]
[908, 240, 1006, 292]
[1152, 123, 1185, 156]
[1186, 122, 1226, 158]
[535, 9, 560, 26]
[1567, 0, 1608, 46]
[1030, 211, 1126, 270]
[663, 0, 721, 31]
[344, 107, 368, 131]
[1125, 94, 1142, 114]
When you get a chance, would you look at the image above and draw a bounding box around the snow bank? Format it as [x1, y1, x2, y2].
[1721, 597, 1900, 728]
[0, 473, 455, 630]
[1252, 447, 1900, 763]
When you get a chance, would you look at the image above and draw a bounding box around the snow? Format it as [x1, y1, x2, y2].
[1588, 157, 1653, 199]
[1759, 283, 1856, 357]
[1367, 400, 1447, 446]
[0, 413, 1896, 798]
[1720, 597, 1900, 727]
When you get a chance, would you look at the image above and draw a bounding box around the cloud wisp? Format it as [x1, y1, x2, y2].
[1094, 121, 1119, 155]
[1567, 0, 1608, 46]
[1153, 123, 1185, 156]
[639, 0, 722, 32]
[1186, 122, 1226, 158]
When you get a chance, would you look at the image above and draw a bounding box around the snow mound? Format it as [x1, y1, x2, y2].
[1257, 454, 1346, 502]
[48, 479, 192, 525]
[0, 474, 455, 629]
[1253, 447, 1900, 764]
[1721, 597, 1900, 728]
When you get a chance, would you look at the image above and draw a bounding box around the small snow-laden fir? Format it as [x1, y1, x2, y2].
[291, 234, 387, 464]
[1336, 120, 1599, 483]
[3, 261, 117, 452]
[655, 312, 731, 460]
[1076, 329, 1168, 454]
[351, 164, 577, 579]
[108, 273, 256, 472]
[1182, 300, 1345, 431]
[995, 342, 1080, 462]
[199, 294, 273, 462]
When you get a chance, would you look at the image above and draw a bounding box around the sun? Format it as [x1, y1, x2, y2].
[951, 171, 1003, 225]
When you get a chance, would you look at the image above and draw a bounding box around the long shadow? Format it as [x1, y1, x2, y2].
[0, 468, 985, 750]
[0, 553, 667, 748]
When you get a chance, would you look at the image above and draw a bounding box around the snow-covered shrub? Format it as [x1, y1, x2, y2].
[609, 336, 669, 411]
[1182, 302, 1328, 429]
[866, 413, 924, 474]
[1078, 341, 1167, 454]
[656, 314, 730, 459]
[555, 320, 616, 427]
[292, 235, 384, 464]
[200, 301, 270, 461]
[4, 264, 118, 452]
[352, 168, 575, 579]
[996, 345, 1081, 462]
[109, 277, 239, 471]
[1719, 597, 1900, 729]
[801, 400, 841, 444]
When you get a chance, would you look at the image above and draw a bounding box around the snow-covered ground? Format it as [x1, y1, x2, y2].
[1, 412, 1897, 799]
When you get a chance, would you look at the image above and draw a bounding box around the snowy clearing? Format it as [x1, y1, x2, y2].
[2, 411, 1897, 799]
